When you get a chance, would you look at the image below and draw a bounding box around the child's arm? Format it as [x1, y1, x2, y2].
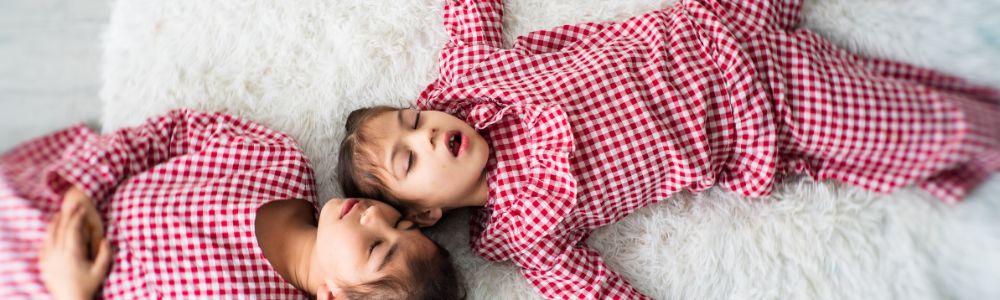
[45, 109, 300, 203]
[515, 240, 651, 299]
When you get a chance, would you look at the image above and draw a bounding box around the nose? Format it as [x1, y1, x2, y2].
[359, 205, 380, 226]
[405, 126, 439, 151]
[428, 128, 438, 150]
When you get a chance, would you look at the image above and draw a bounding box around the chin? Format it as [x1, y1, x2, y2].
[317, 200, 338, 222]
[475, 149, 490, 171]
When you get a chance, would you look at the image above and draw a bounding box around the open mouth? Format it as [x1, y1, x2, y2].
[447, 131, 464, 157]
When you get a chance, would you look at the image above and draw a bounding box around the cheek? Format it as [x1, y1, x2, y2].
[413, 161, 446, 185]
[315, 225, 364, 275]
[475, 136, 489, 159]
[399, 171, 442, 203]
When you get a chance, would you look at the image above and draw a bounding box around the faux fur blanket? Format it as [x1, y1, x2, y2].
[99, 0, 1000, 298]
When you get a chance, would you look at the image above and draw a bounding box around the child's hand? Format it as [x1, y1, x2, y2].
[38, 205, 114, 300]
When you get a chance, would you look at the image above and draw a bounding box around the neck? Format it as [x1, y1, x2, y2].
[256, 201, 325, 295]
[285, 224, 322, 294]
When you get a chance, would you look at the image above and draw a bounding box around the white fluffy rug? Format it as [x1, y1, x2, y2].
[99, 0, 1000, 298]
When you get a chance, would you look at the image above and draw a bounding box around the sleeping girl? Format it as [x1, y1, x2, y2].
[0, 109, 462, 299]
[336, 0, 1000, 298]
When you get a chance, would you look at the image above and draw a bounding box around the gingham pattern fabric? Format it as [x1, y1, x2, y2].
[417, 0, 1000, 298]
[0, 109, 316, 299]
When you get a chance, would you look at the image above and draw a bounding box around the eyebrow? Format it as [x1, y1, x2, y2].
[377, 243, 399, 272]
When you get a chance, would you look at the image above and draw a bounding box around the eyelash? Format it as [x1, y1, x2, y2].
[413, 110, 420, 129]
[369, 219, 404, 255]
[406, 110, 421, 173]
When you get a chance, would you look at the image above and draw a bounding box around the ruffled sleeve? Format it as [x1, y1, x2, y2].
[464, 100, 579, 262]
[503, 104, 577, 252]
[467, 103, 650, 298]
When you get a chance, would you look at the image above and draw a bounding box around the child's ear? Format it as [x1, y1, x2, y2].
[317, 281, 346, 300]
[405, 208, 443, 227]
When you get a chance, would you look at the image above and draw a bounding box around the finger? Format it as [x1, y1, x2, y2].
[56, 205, 80, 243]
[57, 205, 85, 249]
[43, 213, 61, 247]
[85, 208, 105, 259]
[85, 206, 104, 237]
[60, 196, 79, 217]
[44, 213, 62, 252]
[88, 231, 101, 260]
[91, 239, 114, 277]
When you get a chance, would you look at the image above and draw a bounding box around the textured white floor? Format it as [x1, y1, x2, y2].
[0, 0, 108, 152]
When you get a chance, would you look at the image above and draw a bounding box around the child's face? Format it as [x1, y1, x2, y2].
[365, 109, 490, 225]
[314, 198, 434, 288]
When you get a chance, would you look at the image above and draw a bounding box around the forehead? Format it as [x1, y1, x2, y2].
[360, 110, 402, 173]
[362, 110, 400, 144]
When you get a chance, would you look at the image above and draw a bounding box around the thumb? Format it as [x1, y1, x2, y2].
[91, 239, 114, 277]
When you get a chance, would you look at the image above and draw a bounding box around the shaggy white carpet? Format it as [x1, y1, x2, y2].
[98, 0, 1000, 298]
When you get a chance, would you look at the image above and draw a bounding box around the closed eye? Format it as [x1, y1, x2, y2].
[404, 110, 420, 174]
[413, 110, 421, 129]
[406, 151, 415, 173]
[369, 240, 382, 256]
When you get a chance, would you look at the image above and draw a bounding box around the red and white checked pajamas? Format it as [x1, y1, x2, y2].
[417, 0, 1000, 298]
[0, 109, 316, 299]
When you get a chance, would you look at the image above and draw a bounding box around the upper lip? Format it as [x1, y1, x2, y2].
[438, 130, 451, 154]
[339, 199, 359, 220]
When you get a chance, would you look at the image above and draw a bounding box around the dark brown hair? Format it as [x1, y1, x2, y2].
[342, 240, 464, 300]
[337, 106, 403, 205]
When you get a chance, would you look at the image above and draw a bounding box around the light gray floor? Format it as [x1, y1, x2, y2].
[0, 0, 108, 152]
